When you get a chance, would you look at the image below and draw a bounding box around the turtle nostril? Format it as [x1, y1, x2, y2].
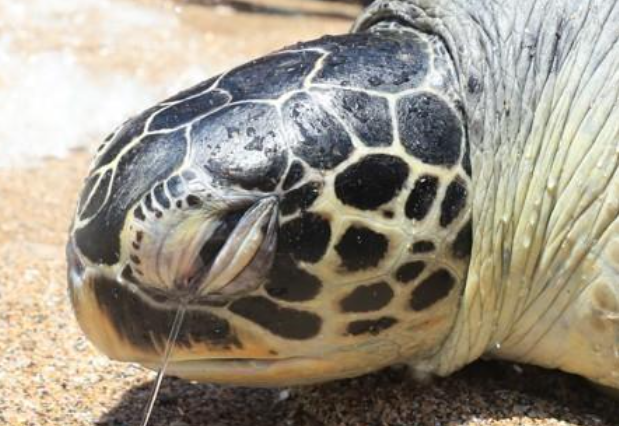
[66, 238, 86, 284]
[66, 238, 89, 309]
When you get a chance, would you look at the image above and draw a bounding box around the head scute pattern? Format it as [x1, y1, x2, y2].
[68, 18, 478, 388]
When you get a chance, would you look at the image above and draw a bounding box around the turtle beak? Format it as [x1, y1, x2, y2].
[66, 237, 113, 354]
[66, 237, 273, 365]
[65, 197, 284, 364]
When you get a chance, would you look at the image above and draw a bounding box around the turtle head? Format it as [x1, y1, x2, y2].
[68, 25, 472, 386]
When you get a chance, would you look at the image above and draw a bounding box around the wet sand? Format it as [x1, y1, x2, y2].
[0, 1, 617, 425]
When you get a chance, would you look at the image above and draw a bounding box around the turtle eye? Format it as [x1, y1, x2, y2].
[197, 210, 247, 278]
[123, 194, 278, 301]
[189, 197, 279, 300]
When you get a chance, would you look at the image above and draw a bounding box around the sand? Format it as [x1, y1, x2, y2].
[0, 1, 617, 426]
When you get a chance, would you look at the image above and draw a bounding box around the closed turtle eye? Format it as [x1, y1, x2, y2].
[125, 194, 279, 300]
[196, 196, 279, 299]
[198, 209, 247, 279]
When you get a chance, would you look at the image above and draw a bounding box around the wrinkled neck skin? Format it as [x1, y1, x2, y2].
[357, 0, 619, 387]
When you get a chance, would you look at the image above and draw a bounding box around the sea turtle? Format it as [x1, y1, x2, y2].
[67, 0, 619, 391]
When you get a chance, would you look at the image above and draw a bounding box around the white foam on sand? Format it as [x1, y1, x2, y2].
[0, 0, 210, 169]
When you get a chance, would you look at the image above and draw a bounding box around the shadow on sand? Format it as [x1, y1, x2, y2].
[98, 361, 618, 426]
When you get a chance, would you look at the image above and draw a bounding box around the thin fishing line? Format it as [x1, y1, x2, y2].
[139, 301, 188, 426]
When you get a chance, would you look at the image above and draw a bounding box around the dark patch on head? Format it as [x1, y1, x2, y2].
[79, 169, 113, 220]
[307, 32, 428, 92]
[131, 234, 142, 251]
[279, 213, 331, 263]
[452, 220, 473, 259]
[150, 90, 230, 131]
[440, 178, 467, 227]
[335, 226, 389, 272]
[383, 210, 394, 219]
[397, 92, 462, 166]
[153, 183, 170, 209]
[282, 161, 305, 190]
[280, 182, 322, 216]
[229, 296, 321, 340]
[282, 92, 353, 170]
[219, 50, 321, 100]
[103, 132, 115, 143]
[166, 175, 185, 198]
[395, 261, 425, 284]
[405, 175, 438, 221]
[462, 140, 472, 176]
[410, 269, 456, 311]
[340, 281, 393, 313]
[467, 75, 482, 94]
[74, 130, 187, 265]
[121, 265, 139, 285]
[133, 206, 146, 221]
[186, 195, 202, 208]
[92, 275, 241, 351]
[335, 154, 409, 210]
[181, 169, 197, 181]
[191, 103, 287, 192]
[346, 317, 397, 336]
[92, 104, 161, 171]
[412, 240, 435, 253]
[265, 256, 322, 302]
[321, 88, 393, 147]
[144, 194, 155, 212]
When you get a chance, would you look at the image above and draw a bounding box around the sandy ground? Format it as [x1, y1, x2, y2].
[0, 1, 617, 426]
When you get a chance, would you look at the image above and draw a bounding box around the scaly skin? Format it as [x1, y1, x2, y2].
[356, 0, 619, 389]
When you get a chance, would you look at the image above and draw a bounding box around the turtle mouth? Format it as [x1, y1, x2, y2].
[149, 341, 403, 386]
[149, 356, 291, 371]
[149, 356, 332, 387]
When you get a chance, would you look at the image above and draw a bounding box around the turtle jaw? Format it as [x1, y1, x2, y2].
[67, 270, 397, 387]
[66, 194, 280, 348]
[68, 239, 402, 387]
[66, 235, 278, 364]
[148, 342, 402, 387]
[150, 357, 354, 387]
